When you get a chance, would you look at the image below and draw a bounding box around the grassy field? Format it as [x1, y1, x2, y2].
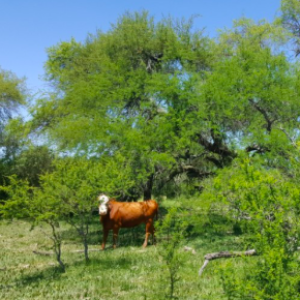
[0, 207, 255, 300]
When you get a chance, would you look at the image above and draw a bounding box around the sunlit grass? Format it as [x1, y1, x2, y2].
[0, 212, 255, 300]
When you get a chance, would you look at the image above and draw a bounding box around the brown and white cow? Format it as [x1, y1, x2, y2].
[98, 194, 158, 249]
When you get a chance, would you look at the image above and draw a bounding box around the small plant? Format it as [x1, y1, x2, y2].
[156, 207, 188, 299]
[0, 176, 67, 272]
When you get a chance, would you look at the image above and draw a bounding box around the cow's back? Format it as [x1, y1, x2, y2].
[111, 200, 158, 228]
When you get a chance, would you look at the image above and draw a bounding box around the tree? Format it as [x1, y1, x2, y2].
[0, 68, 25, 160]
[29, 10, 300, 199]
[37, 158, 101, 262]
[0, 176, 66, 271]
[12, 145, 54, 187]
[1, 157, 103, 267]
[29, 12, 214, 199]
[0, 68, 26, 200]
[199, 19, 299, 164]
[279, 0, 300, 56]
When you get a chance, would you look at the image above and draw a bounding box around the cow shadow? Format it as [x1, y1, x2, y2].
[71, 254, 136, 271]
[91, 224, 155, 248]
[61, 222, 154, 248]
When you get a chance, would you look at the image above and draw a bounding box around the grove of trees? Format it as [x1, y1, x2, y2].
[2, 0, 300, 298]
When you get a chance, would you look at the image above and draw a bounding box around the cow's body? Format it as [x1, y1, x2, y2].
[98, 194, 158, 249]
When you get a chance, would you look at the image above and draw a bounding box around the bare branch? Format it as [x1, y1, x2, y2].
[199, 249, 257, 276]
[249, 99, 275, 133]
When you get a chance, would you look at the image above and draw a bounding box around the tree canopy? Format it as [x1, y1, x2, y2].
[25, 7, 300, 199]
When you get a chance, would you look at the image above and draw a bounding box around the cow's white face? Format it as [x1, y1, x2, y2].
[98, 194, 109, 215]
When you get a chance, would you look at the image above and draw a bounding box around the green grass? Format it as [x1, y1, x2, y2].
[0, 213, 256, 300]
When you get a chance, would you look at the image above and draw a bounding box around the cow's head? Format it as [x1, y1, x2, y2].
[98, 194, 109, 215]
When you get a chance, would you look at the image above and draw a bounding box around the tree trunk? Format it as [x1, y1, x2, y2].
[49, 221, 65, 272]
[55, 244, 65, 272]
[78, 217, 90, 262]
[143, 173, 154, 200]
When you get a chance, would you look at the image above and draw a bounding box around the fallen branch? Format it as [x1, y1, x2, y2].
[198, 249, 257, 276]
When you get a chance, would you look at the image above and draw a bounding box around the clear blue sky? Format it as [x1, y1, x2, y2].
[0, 0, 282, 95]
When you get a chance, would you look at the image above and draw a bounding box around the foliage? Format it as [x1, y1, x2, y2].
[202, 154, 300, 299]
[1, 158, 101, 268]
[29, 12, 217, 198]
[27, 9, 300, 199]
[156, 207, 189, 299]
[0, 175, 66, 271]
[279, 0, 300, 55]
[0, 68, 25, 126]
[4, 2, 300, 299]
[11, 145, 54, 187]
[0, 68, 26, 191]
[39, 157, 102, 262]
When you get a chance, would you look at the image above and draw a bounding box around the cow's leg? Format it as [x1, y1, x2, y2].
[112, 226, 119, 249]
[143, 221, 153, 248]
[102, 228, 109, 250]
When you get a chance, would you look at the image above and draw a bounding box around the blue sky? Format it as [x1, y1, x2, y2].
[1, 0, 282, 95]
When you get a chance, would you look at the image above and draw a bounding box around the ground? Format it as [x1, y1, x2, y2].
[0, 213, 255, 300]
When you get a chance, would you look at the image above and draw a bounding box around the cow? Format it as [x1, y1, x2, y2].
[98, 194, 158, 249]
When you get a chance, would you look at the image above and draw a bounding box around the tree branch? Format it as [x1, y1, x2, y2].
[197, 134, 236, 160]
[198, 249, 257, 276]
[245, 144, 270, 154]
[182, 165, 215, 179]
[249, 99, 275, 133]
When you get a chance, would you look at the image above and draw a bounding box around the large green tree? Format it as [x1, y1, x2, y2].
[30, 12, 215, 199]
[30, 9, 300, 199]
